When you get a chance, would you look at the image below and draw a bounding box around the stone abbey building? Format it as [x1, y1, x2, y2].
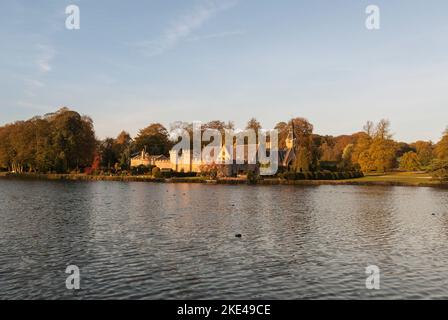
[131, 127, 298, 176]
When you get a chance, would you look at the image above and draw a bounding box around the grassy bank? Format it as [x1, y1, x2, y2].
[348, 172, 437, 184]
[0, 172, 210, 184]
[262, 172, 443, 187]
[0, 172, 445, 188]
[0, 172, 165, 182]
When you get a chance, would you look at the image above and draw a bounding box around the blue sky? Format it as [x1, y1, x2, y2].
[1, 0, 447, 142]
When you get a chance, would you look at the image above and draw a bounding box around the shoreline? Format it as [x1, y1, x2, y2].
[0, 172, 446, 188]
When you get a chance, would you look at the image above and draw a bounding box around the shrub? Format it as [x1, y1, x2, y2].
[172, 171, 196, 178]
[288, 171, 297, 180]
[315, 171, 324, 180]
[295, 172, 305, 180]
[303, 172, 313, 180]
[132, 164, 154, 175]
[429, 160, 448, 181]
[161, 170, 173, 178]
[321, 170, 333, 180]
[247, 170, 259, 184]
[152, 167, 162, 178]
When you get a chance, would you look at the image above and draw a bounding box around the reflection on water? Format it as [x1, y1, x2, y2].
[1, 180, 448, 299]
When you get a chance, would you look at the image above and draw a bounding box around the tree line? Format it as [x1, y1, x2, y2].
[0, 108, 95, 173]
[1, 108, 448, 179]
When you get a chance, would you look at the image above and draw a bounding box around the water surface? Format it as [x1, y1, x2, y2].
[1, 180, 448, 299]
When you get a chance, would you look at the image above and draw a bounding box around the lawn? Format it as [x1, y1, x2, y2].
[348, 171, 438, 185]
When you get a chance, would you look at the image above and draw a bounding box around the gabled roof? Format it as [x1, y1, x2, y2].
[131, 151, 168, 161]
[131, 152, 148, 160]
[151, 155, 169, 161]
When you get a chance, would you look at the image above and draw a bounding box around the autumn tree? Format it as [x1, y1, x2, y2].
[0, 126, 12, 170]
[290, 117, 315, 172]
[342, 143, 355, 169]
[429, 159, 448, 181]
[399, 151, 420, 171]
[352, 119, 398, 172]
[245, 118, 261, 132]
[134, 123, 172, 155]
[413, 141, 434, 168]
[203, 120, 234, 132]
[352, 132, 372, 171]
[435, 128, 448, 160]
[0, 108, 96, 173]
[396, 142, 414, 159]
[97, 131, 132, 171]
[318, 137, 339, 162]
[99, 138, 117, 170]
[369, 138, 397, 172]
[245, 118, 262, 143]
[274, 122, 289, 149]
[49, 108, 96, 172]
[115, 131, 132, 170]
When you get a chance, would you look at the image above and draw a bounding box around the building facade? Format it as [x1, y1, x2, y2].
[130, 125, 298, 176]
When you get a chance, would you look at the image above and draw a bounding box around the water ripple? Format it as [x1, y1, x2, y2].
[1, 181, 448, 299]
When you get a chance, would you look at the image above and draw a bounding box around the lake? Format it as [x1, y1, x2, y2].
[0, 179, 448, 299]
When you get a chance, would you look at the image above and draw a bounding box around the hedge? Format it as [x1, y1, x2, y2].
[279, 170, 363, 181]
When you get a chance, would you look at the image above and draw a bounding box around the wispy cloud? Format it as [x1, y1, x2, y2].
[23, 78, 44, 98]
[185, 30, 245, 42]
[24, 78, 44, 88]
[131, 0, 238, 57]
[16, 100, 48, 111]
[15, 44, 55, 107]
[36, 44, 55, 73]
